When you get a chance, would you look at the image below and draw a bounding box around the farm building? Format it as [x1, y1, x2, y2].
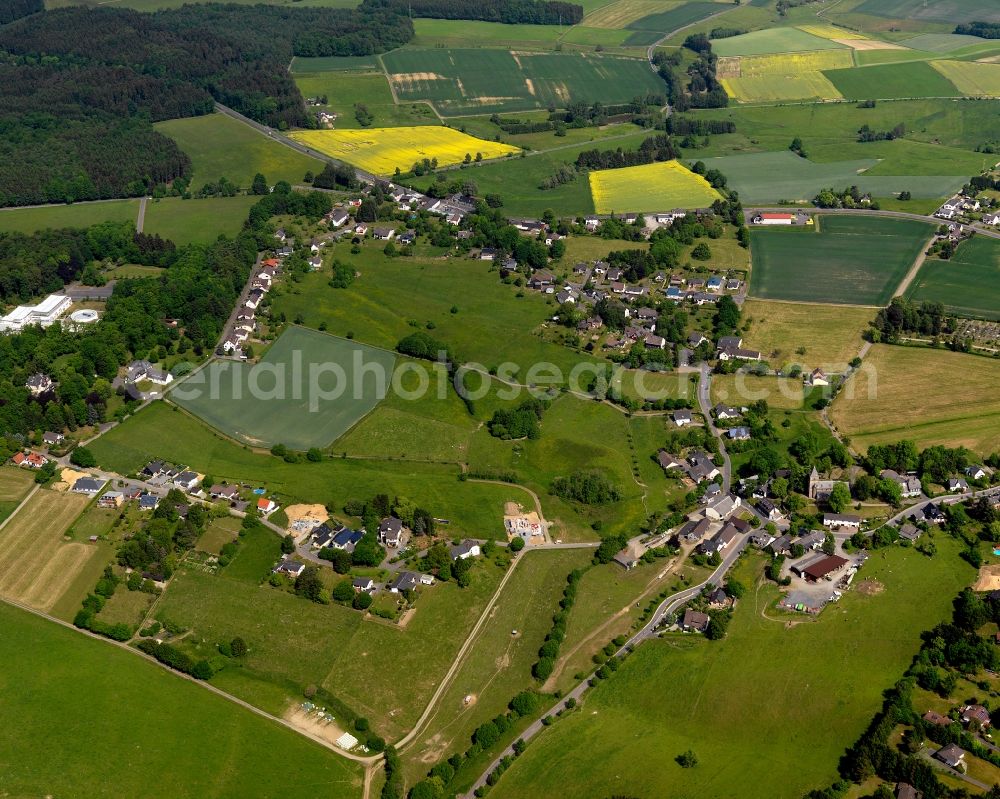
[753, 213, 794, 226]
[799, 555, 849, 583]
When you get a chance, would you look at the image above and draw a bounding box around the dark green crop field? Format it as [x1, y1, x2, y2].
[907, 235, 1000, 320]
[749, 215, 934, 305]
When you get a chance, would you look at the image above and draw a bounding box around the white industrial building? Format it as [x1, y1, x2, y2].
[0, 294, 72, 333]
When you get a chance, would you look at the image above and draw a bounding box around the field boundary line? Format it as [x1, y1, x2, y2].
[0, 483, 40, 536]
[893, 233, 936, 297]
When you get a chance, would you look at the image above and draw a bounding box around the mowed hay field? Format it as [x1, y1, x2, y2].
[589, 160, 722, 213]
[742, 299, 872, 369]
[830, 345, 1000, 454]
[489, 543, 973, 799]
[142, 195, 259, 245]
[0, 199, 139, 235]
[290, 126, 519, 175]
[0, 489, 96, 612]
[748, 216, 934, 305]
[823, 61, 961, 100]
[0, 468, 34, 525]
[906, 236, 1000, 320]
[171, 326, 397, 450]
[0, 603, 363, 799]
[154, 113, 322, 187]
[381, 48, 665, 115]
[931, 60, 1000, 96]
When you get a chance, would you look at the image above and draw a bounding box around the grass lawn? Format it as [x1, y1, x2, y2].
[829, 344, 1000, 455]
[698, 150, 967, 203]
[489, 540, 973, 799]
[88, 403, 522, 540]
[171, 326, 398, 450]
[710, 373, 805, 410]
[0, 199, 139, 234]
[68, 505, 122, 540]
[748, 215, 934, 305]
[154, 114, 322, 188]
[142, 195, 258, 245]
[823, 61, 962, 100]
[381, 48, 665, 116]
[0, 602, 362, 799]
[401, 548, 592, 783]
[289, 127, 520, 175]
[157, 554, 507, 741]
[741, 299, 873, 369]
[906, 236, 1000, 320]
[197, 516, 242, 555]
[589, 160, 723, 214]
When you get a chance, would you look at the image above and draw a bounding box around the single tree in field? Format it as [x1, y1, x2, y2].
[250, 173, 269, 195]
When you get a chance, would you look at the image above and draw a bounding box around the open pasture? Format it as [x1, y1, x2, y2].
[931, 59, 1000, 96]
[589, 160, 722, 213]
[712, 27, 848, 56]
[290, 126, 519, 175]
[154, 114, 322, 188]
[830, 345, 1000, 454]
[0, 199, 138, 235]
[171, 325, 397, 450]
[0, 603, 362, 799]
[0, 489, 97, 613]
[906, 236, 1000, 320]
[700, 150, 967, 203]
[742, 299, 872, 370]
[381, 48, 665, 115]
[823, 61, 961, 100]
[489, 542, 972, 799]
[749, 215, 933, 306]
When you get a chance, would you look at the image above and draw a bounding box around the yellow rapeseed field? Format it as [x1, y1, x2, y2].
[589, 160, 722, 214]
[289, 127, 520, 175]
[736, 49, 854, 77]
[798, 24, 868, 40]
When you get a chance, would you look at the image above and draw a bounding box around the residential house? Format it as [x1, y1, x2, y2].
[613, 539, 647, 570]
[657, 450, 685, 473]
[389, 571, 428, 593]
[398, 230, 417, 246]
[966, 464, 990, 480]
[895, 784, 920, 799]
[915, 503, 946, 525]
[584, 216, 600, 232]
[673, 410, 693, 427]
[257, 498, 278, 516]
[529, 270, 556, 290]
[25, 373, 54, 395]
[331, 528, 364, 552]
[688, 332, 708, 348]
[897, 523, 921, 542]
[798, 531, 826, 551]
[756, 498, 782, 521]
[947, 477, 970, 493]
[718, 346, 762, 362]
[327, 210, 350, 228]
[373, 227, 395, 241]
[707, 587, 731, 608]
[479, 248, 496, 261]
[687, 450, 720, 483]
[677, 518, 713, 543]
[704, 493, 741, 521]
[681, 608, 710, 633]
[706, 275, 724, 292]
[97, 491, 124, 509]
[699, 520, 741, 553]
[210, 484, 240, 501]
[274, 559, 306, 579]
[717, 336, 742, 351]
[173, 471, 201, 491]
[42, 431, 64, 446]
[806, 368, 829, 387]
[934, 743, 966, 770]
[245, 289, 265, 311]
[352, 577, 376, 594]
[713, 403, 740, 420]
[727, 426, 751, 441]
[72, 477, 104, 496]
[644, 333, 667, 350]
[961, 704, 991, 728]
[308, 256, 323, 271]
[701, 483, 722, 503]
[822, 513, 861, 530]
[378, 517, 409, 548]
[922, 710, 953, 727]
[138, 494, 160, 511]
[12, 451, 47, 469]
[449, 540, 481, 560]
[881, 469, 922, 498]
[725, 278, 741, 292]
[768, 535, 792, 556]
[354, 224, 368, 236]
[749, 531, 774, 549]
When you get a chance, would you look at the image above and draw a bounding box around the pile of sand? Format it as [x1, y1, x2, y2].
[53, 467, 90, 492]
[974, 564, 1000, 592]
[285, 503, 328, 530]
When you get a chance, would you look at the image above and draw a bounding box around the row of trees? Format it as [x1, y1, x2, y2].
[361, 0, 583, 25]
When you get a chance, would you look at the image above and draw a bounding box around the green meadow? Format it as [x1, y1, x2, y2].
[142, 195, 259, 245]
[0, 602, 362, 799]
[0, 199, 139, 234]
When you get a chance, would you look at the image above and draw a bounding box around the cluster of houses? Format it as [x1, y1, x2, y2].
[935, 193, 1000, 227]
[221, 256, 281, 358]
[921, 703, 995, 778]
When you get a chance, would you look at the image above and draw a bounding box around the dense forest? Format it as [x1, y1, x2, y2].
[653, 35, 728, 111]
[361, 0, 583, 25]
[575, 133, 678, 171]
[0, 4, 412, 206]
[0, 0, 42, 25]
[955, 21, 1000, 39]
